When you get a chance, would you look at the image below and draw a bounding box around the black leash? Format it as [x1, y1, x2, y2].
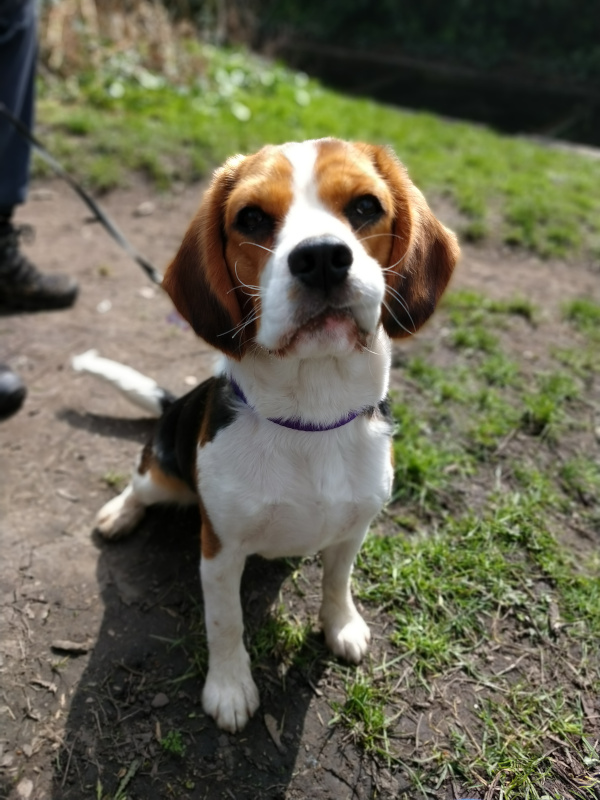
[0, 101, 163, 286]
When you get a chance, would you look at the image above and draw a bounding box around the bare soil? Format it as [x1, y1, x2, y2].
[0, 178, 599, 800]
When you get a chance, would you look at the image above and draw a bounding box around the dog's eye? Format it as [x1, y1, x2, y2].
[344, 194, 384, 229]
[234, 206, 274, 237]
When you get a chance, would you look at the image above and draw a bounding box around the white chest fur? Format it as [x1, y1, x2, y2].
[197, 409, 393, 559]
[200, 329, 394, 558]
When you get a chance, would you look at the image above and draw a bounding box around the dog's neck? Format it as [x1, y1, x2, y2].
[224, 327, 391, 429]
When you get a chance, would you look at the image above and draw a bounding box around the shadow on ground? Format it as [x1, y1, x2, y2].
[49, 499, 335, 799]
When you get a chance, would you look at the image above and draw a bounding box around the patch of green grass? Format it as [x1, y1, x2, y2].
[160, 729, 186, 757]
[251, 605, 313, 665]
[451, 324, 499, 354]
[469, 686, 588, 797]
[443, 291, 537, 356]
[467, 387, 520, 454]
[562, 298, 600, 338]
[559, 456, 600, 505]
[444, 290, 537, 324]
[521, 371, 579, 437]
[355, 488, 600, 797]
[406, 356, 472, 403]
[102, 471, 129, 491]
[476, 352, 521, 387]
[553, 346, 600, 377]
[391, 401, 471, 510]
[330, 669, 395, 764]
[359, 493, 554, 673]
[36, 42, 600, 260]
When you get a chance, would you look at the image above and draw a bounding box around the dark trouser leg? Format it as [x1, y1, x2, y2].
[0, 0, 78, 310]
[0, 0, 37, 210]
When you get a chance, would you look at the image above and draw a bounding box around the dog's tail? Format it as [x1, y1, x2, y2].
[72, 349, 176, 417]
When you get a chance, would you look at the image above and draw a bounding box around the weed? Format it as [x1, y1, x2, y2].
[467, 388, 520, 453]
[391, 401, 471, 511]
[251, 605, 313, 665]
[559, 456, 600, 505]
[553, 345, 600, 377]
[521, 371, 579, 437]
[102, 471, 129, 490]
[562, 298, 600, 337]
[476, 352, 520, 387]
[451, 324, 499, 353]
[444, 290, 537, 323]
[160, 729, 186, 757]
[330, 669, 394, 764]
[406, 356, 471, 403]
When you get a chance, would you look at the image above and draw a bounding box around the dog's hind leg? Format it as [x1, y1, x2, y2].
[95, 452, 197, 540]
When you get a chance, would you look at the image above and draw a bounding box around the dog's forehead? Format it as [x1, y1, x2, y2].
[227, 139, 385, 216]
[281, 139, 384, 196]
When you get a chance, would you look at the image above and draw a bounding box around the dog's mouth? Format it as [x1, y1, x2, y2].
[274, 306, 365, 355]
[301, 306, 355, 333]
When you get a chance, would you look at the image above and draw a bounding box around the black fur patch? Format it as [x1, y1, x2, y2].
[377, 395, 393, 425]
[151, 375, 237, 491]
[364, 396, 393, 427]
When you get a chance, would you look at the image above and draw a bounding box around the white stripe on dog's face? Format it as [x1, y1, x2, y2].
[255, 140, 391, 355]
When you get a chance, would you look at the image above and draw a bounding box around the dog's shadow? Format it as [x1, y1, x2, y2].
[50, 503, 334, 798]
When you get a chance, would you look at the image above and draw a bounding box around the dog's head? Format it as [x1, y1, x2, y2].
[163, 138, 459, 359]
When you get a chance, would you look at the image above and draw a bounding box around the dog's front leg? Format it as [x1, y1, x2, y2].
[200, 547, 259, 732]
[319, 532, 371, 664]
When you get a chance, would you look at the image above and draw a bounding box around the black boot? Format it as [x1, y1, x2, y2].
[0, 215, 78, 311]
[0, 364, 26, 420]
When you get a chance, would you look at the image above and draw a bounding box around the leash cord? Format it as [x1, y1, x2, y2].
[0, 101, 163, 286]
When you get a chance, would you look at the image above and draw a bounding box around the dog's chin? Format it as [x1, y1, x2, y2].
[275, 309, 366, 358]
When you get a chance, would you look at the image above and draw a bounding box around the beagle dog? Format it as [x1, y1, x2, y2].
[74, 138, 459, 733]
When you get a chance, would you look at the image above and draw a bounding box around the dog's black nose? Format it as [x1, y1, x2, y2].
[288, 236, 353, 292]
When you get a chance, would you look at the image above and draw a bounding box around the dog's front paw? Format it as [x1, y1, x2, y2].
[202, 666, 259, 733]
[320, 605, 371, 664]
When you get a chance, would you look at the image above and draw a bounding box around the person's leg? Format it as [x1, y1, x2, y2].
[0, 0, 37, 210]
[0, 0, 78, 311]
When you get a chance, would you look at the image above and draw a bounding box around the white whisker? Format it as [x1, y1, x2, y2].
[217, 306, 261, 339]
[358, 232, 405, 244]
[239, 241, 275, 255]
[385, 285, 416, 331]
[225, 260, 262, 296]
[382, 298, 416, 337]
[379, 252, 408, 273]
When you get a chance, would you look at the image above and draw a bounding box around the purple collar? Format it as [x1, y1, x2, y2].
[230, 379, 362, 432]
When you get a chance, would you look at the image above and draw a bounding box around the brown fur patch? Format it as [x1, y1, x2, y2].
[314, 139, 397, 270]
[199, 501, 222, 559]
[364, 143, 460, 338]
[163, 147, 294, 359]
[198, 381, 217, 447]
[162, 154, 247, 358]
[148, 460, 196, 501]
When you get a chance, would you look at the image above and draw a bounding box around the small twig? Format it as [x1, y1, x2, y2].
[60, 732, 79, 789]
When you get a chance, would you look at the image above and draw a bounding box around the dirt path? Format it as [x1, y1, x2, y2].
[0, 178, 598, 800]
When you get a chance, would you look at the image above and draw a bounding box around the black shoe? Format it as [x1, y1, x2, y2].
[0, 364, 26, 421]
[0, 223, 78, 311]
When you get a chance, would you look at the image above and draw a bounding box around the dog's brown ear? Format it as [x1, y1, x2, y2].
[162, 155, 248, 358]
[367, 145, 460, 338]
